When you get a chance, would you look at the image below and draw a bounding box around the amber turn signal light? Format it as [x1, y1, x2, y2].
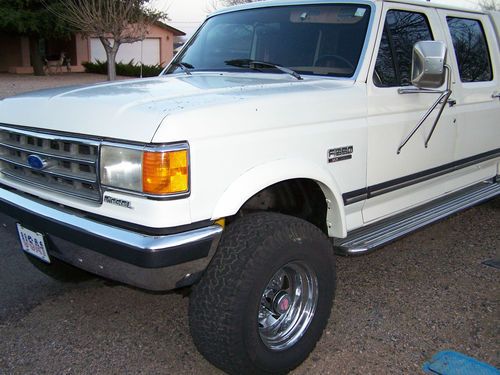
[142, 150, 189, 195]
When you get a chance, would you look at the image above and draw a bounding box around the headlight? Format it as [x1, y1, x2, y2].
[100, 143, 189, 197]
[100, 146, 142, 191]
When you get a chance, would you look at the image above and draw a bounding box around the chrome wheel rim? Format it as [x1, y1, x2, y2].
[258, 261, 318, 351]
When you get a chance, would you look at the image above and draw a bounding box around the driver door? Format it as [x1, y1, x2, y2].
[363, 4, 458, 223]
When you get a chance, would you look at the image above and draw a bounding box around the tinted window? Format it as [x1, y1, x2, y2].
[446, 17, 492, 82]
[374, 10, 433, 87]
[166, 4, 372, 78]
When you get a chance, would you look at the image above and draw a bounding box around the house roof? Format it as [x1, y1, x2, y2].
[155, 21, 186, 36]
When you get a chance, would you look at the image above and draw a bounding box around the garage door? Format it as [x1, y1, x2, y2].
[90, 38, 161, 66]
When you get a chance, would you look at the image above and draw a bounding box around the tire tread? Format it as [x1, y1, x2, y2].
[189, 212, 335, 374]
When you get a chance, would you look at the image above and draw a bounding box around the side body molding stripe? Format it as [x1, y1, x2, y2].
[343, 148, 500, 205]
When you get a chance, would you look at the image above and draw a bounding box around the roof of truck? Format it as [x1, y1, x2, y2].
[210, 0, 486, 17]
[384, 0, 484, 13]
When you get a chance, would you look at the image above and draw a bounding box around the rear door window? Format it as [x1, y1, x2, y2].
[446, 17, 493, 82]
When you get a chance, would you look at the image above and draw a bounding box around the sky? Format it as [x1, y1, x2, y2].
[154, 0, 484, 39]
[154, 0, 212, 39]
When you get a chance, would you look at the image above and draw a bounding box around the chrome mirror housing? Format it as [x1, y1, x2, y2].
[411, 41, 447, 89]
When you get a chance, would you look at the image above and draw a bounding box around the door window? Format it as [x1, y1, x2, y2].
[446, 17, 493, 82]
[374, 10, 433, 87]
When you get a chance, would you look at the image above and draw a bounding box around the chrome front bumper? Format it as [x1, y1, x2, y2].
[0, 187, 223, 291]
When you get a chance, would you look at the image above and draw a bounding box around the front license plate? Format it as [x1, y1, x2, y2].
[16, 223, 51, 263]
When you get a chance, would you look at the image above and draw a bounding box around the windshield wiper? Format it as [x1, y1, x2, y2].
[225, 59, 303, 80]
[171, 61, 194, 76]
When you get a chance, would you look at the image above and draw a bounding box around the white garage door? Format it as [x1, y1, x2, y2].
[90, 38, 161, 66]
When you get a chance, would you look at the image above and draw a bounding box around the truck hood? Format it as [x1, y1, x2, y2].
[0, 73, 353, 143]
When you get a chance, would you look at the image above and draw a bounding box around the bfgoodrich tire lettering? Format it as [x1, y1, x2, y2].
[189, 212, 336, 374]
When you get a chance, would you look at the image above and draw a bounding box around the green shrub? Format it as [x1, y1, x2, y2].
[82, 60, 164, 77]
[82, 60, 107, 74]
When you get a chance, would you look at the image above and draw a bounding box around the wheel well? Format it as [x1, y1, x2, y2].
[233, 179, 328, 234]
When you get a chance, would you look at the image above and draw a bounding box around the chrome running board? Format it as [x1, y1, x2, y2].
[334, 180, 500, 255]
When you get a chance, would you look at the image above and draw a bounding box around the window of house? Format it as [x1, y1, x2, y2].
[446, 17, 492, 82]
[373, 10, 433, 87]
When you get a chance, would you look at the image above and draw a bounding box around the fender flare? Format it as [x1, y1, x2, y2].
[212, 158, 347, 237]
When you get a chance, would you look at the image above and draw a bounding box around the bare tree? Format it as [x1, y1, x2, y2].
[206, 0, 262, 13]
[220, 0, 261, 5]
[48, 0, 165, 80]
[479, 0, 500, 11]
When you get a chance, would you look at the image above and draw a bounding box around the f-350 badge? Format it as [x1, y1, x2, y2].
[328, 146, 353, 163]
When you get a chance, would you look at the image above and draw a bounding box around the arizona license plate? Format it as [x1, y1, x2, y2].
[16, 223, 51, 263]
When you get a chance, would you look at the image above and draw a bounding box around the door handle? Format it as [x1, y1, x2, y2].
[493, 91, 500, 100]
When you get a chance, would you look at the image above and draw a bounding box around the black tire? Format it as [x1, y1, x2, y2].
[24, 253, 92, 283]
[189, 212, 336, 375]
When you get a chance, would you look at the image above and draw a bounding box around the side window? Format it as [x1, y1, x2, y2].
[374, 10, 433, 87]
[446, 17, 493, 82]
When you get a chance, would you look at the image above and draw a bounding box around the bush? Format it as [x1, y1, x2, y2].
[82, 59, 164, 77]
[82, 60, 107, 74]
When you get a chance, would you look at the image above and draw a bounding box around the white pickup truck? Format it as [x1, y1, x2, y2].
[0, 0, 499, 373]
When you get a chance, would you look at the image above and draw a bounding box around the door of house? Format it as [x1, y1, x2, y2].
[90, 38, 161, 66]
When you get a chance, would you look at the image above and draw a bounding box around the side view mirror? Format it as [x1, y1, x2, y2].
[411, 41, 447, 89]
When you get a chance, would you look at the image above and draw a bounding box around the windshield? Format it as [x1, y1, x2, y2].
[165, 4, 372, 78]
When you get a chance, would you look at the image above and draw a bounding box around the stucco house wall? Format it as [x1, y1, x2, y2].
[0, 22, 184, 74]
[87, 23, 179, 66]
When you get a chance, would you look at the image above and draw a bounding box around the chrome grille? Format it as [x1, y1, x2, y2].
[0, 126, 101, 201]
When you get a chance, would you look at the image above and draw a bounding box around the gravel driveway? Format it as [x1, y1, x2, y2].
[0, 73, 498, 374]
[0, 73, 120, 99]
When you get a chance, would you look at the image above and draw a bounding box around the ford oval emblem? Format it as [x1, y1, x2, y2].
[27, 155, 47, 170]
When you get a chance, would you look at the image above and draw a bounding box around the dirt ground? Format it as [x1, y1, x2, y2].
[0, 72, 121, 99]
[0, 73, 498, 374]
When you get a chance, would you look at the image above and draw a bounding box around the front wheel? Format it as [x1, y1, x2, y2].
[189, 212, 336, 374]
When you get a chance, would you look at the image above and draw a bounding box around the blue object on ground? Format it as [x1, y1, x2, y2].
[423, 351, 500, 375]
